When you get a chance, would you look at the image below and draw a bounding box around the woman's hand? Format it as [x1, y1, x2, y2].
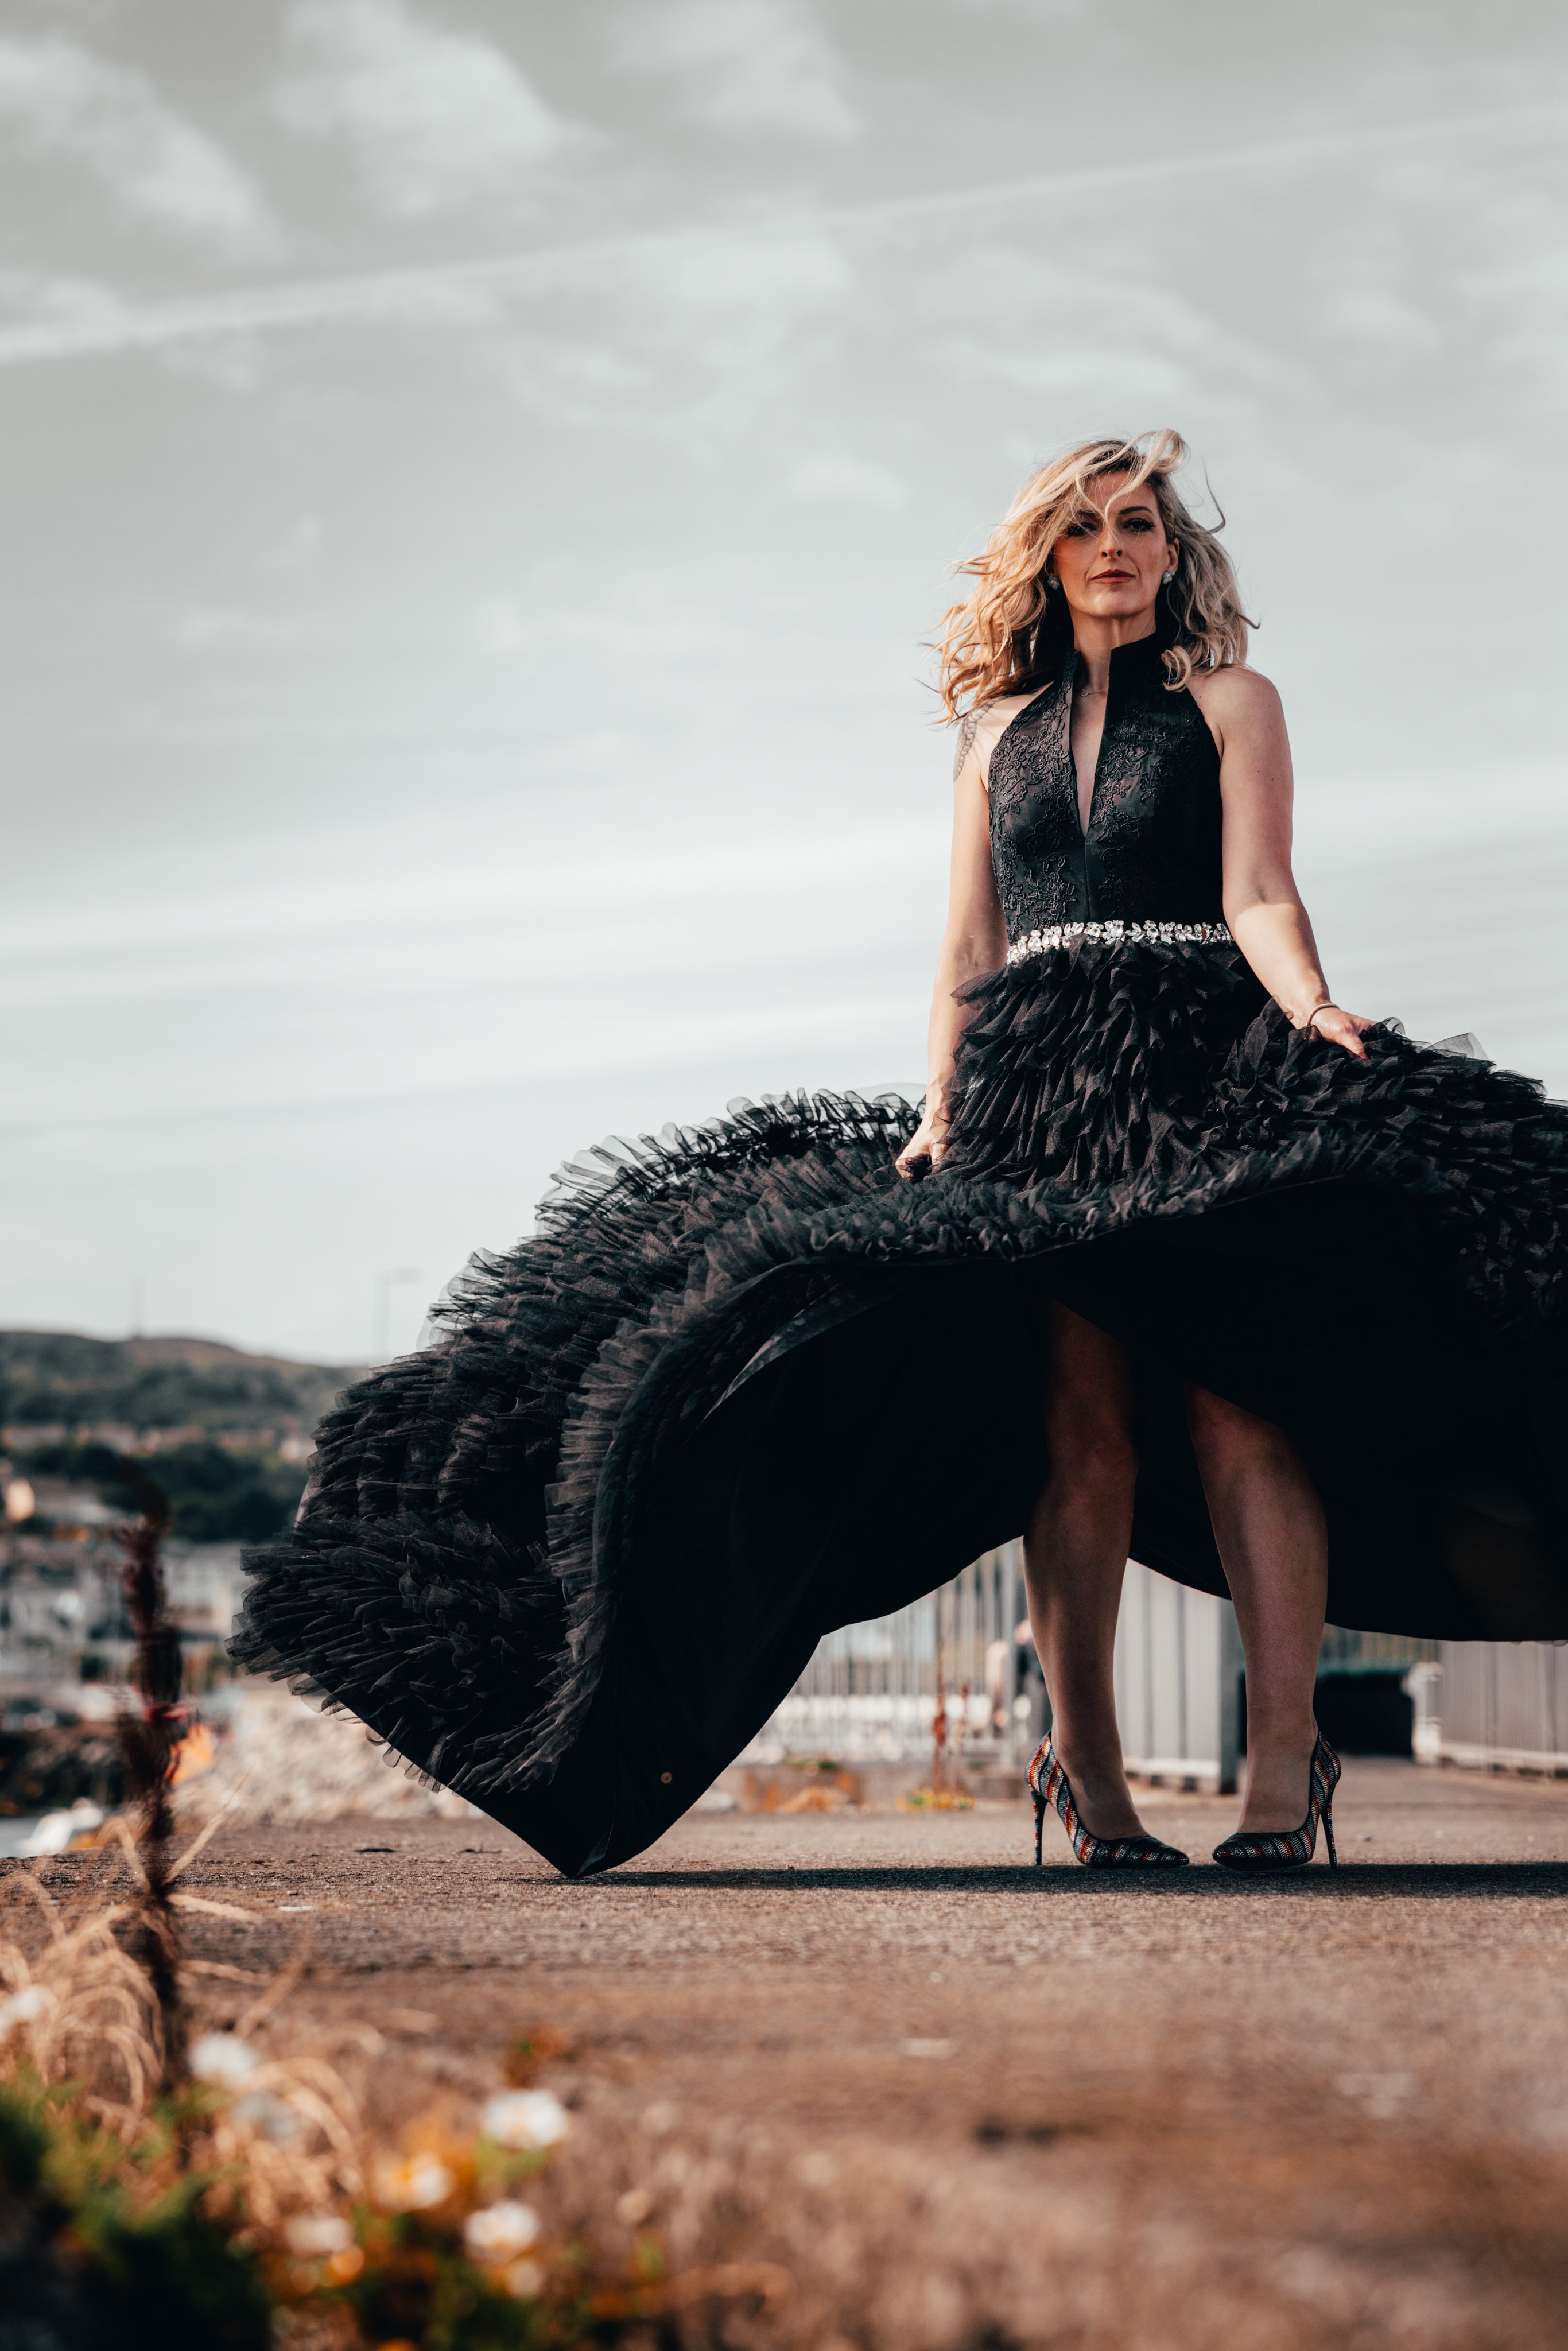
[896, 1097, 948, 1179]
[1302, 1006, 1373, 1061]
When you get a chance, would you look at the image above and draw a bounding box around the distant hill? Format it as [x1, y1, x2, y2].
[0, 1330, 363, 1438]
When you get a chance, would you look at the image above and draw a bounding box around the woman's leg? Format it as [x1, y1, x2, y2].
[1185, 1384, 1328, 1832]
[1023, 1298, 1148, 1840]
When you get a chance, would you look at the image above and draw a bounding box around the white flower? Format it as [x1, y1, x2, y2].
[0, 1984, 49, 2034]
[464, 2201, 541, 2263]
[372, 2152, 455, 2211]
[283, 2213, 354, 2257]
[501, 2257, 546, 2299]
[234, 2090, 300, 2144]
[189, 2033, 258, 2088]
[480, 2090, 570, 2149]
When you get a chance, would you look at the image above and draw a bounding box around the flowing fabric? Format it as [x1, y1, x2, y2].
[234, 624, 1568, 1873]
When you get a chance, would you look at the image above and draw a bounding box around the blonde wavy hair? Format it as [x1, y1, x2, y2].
[936, 429, 1252, 718]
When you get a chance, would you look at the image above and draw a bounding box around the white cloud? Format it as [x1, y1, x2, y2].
[1324, 288, 1438, 354]
[162, 606, 301, 653]
[939, 339, 1197, 409]
[783, 454, 906, 507]
[275, 0, 569, 219]
[261, 514, 325, 573]
[598, 230, 856, 440]
[472, 597, 532, 656]
[0, 1218, 105, 1282]
[0, 265, 132, 348]
[618, 0, 861, 145]
[0, 36, 278, 255]
[935, 0, 1086, 16]
[918, 244, 1239, 420]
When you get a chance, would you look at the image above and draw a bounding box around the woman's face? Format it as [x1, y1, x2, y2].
[1046, 473, 1177, 623]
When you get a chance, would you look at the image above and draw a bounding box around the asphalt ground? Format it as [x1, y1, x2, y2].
[17, 1758, 1568, 2349]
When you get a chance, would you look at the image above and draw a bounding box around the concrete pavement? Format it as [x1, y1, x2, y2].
[18, 1758, 1568, 2348]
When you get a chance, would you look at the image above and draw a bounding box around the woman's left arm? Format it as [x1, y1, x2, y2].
[1189, 665, 1372, 1062]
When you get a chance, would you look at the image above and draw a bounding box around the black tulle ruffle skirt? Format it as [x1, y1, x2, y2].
[232, 940, 1568, 1873]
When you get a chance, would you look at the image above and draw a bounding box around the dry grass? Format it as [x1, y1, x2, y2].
[0, 1852, 801, 2345]
[0, 1863, 165, 2121]
[0, 1855, 363, 2227]
[5, 1494, 657, 2341]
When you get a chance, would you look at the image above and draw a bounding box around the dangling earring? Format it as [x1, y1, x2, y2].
[1161, 568, 1176, 584]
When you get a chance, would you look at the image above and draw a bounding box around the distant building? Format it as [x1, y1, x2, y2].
[161, 1545, 244, 1639]
[0, 1528, 243, 1681]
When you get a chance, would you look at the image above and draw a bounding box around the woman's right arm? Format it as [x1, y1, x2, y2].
[895, 721, 1007, 1177]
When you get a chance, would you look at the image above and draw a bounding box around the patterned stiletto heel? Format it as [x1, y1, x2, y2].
[1027, 1736, 1190, 1868]
[1212, 1731, 1341, 1873]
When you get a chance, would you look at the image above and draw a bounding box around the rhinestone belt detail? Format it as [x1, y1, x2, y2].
[1006, 920, 1233, 966]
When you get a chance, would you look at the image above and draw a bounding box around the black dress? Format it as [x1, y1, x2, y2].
[234, 626, 1568, 1874]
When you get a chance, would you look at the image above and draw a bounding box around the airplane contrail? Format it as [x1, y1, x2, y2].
[0, 106, 1558, 369]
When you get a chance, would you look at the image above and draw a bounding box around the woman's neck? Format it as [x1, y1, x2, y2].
[1072, 608, 1158, 696]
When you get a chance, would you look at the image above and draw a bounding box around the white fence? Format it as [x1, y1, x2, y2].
[1114, 1561, 1241, 1794]
[748, 1543, 1026, 1763]
[750, 1553, 1454, 1786]
[749, 1549, 1242, 1785]
[1413, 1643, 1568, 1774]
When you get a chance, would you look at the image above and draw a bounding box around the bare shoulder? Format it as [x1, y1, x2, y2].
[1187, 662, 1283, 728]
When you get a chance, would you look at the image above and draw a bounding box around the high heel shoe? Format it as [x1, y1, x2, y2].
[1027, 1737, 1190, 1868]
[1212, 1731, 1341, 1873]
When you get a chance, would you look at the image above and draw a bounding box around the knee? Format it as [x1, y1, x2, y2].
[1185, 1383, 1282, 1469]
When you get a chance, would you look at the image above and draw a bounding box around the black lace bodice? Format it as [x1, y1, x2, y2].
[987, 629, 1224, 939]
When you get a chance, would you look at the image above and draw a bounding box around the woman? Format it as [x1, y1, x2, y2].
[235, 432, 1568, 1880]
[897, 432, 1373, 1871]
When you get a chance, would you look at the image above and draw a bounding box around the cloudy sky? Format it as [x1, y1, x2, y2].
[4, 0, 1567, 1364]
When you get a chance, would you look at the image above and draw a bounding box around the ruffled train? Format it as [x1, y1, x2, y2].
[233, 940, 1568, 1873]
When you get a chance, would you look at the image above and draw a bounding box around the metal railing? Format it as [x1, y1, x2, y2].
[745, 1542, 1028, 1763]
[743, 1557, 1445, 1772]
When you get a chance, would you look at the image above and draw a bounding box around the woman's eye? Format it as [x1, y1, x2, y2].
[1060, 521, 1089, 538]
[1123, 515, 1155, 532]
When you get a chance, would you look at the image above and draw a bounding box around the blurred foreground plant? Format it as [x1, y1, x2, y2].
[0, 2062, 273, 2349]
[0, 1473, 789, 2345]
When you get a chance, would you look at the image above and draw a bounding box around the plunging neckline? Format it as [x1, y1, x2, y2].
[1069, 666, 1105, 840]
[1072, 672, 1109, 837]
[1065, 629, 1172, 839]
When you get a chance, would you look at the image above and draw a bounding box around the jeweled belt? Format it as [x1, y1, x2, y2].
[1006, 919, 1233, 966]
